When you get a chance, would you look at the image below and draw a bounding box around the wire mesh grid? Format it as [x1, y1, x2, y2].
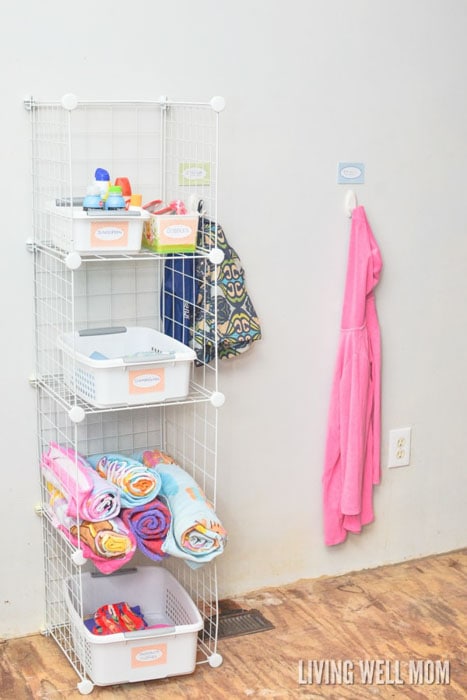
[29, 95, 224, 684]
[28, 97, 220, 253]
[29, 100, 163, 252]
[37, 393, 89, 681]
[164, 402, 218, 507]
[37, 393, 221, 665]
[163, 103, 219, 247]
[29, 97, 221, 410]
[38, 392, 164, 459]
[33, 244, 218, 410]
[33, 246, 74, 391]
[42, 515, 88, 679]
[163, 400, 220, 658]
[165, 557, 220, 660]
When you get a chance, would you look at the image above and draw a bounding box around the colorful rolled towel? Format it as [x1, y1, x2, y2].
[45, 482, 136, 574]
[133, 448, 175, 468]
[41, 442, 121, 522]
[138, 457, 227, 568]
[121, 497, 171, 562]
[87, 453, 161, 508]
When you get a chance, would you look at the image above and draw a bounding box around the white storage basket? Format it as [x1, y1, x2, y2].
[48, 203, 149, 254]
[65, 567, 203, 686]
[58, 326, 196, 407]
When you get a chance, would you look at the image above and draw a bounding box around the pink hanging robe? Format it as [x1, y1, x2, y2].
[322, 206, 383, 545]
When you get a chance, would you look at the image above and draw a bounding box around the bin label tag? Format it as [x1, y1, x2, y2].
[129, 368, 165, 394]
[131, 643, 167, 667]
[90, 221, 129, 247]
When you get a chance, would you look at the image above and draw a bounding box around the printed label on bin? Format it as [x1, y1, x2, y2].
[129, 368, 165, 394]
[160, 217, 196, 244]
[131, 643, 167, 668]
[90, 221, 129, 247]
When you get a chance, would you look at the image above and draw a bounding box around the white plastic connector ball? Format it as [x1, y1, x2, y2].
[208, 248, 224, 265]
[68, 405, 85, 423]
[61, 94, 78, 111]
[208, 652, 223, 668]
[210, 391, 225, 408]
[71, 549, 86, 567]
[210, 96, 226, 113]
[65, 251, 82, 270]
[77, 679, 94, 695]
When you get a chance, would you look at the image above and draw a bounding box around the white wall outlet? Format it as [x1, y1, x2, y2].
[388, 427, 412, 468]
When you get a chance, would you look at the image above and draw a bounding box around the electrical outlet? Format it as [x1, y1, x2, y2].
[388, 427, 411, 468]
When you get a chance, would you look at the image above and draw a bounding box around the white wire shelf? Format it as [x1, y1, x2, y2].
[33, 374, 213, 415]
[25, 95, 223, 110]
[30, 240, 214, 264]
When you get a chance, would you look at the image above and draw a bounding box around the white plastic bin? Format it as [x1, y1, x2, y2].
[58, 326, 196, 407]
[65, 567, 203, 686]
[48, 204, 150, 253]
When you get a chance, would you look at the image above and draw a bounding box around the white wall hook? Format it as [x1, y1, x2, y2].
[345, 190, 358, 218]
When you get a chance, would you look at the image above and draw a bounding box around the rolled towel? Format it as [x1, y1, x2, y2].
[144, 461, 227, 568]
[121, 497, 171, 562]
[45, 482, 136, 575]
[69, 519, 136, 574]
[87, 453, 161, 508]
[41, 442, 120, 522]
[133, 448, 175, 468]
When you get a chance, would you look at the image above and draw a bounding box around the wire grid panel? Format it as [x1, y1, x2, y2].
[165, 558, 220, 661]
[163, 102, 220, 237]
[38, 395, 221, 664]
[160, 252, 219, 394]
[29, 97, 221, 255]
[37, 389, 98, 576]
[164, 402, 218, 507]
[37, 390, 90, 682]
[37, 394, 164, 503]
[73, 259, 162, 330]
[29, 96, 222, 407]
[35, 245, 221, 409]
[30, 96, 224, 682]
[38, 400, 216, 502]
[30, 101, 163, 252]
[34, 247, 75, 395]
[79, 407, 164, 458]
[30, 102, 72, 249]
[34, 251, 162, 405]
[42, 515, 90, 682]
[161, 402, 221, 659]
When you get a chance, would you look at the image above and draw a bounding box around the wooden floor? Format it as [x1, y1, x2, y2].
[1, 549, 466, 699]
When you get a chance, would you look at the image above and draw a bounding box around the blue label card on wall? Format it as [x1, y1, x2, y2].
[337, 162, 365, 184]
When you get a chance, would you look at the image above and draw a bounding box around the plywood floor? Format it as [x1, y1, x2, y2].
[1, 549, 466, 699]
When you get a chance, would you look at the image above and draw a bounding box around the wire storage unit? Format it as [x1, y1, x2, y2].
[26, 94, 226, 694]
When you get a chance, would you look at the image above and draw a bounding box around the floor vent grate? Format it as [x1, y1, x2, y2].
[210, 608, 275, 639]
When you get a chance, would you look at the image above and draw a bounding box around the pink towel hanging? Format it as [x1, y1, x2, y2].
[322, 205, 383, 545]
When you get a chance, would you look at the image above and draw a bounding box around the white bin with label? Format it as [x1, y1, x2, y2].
[58, 326, 196, 407]
[48, 204, 150, 253]
[65, 567, 203, 686]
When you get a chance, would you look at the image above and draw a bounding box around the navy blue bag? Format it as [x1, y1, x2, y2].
[162, 217, 261, 364]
